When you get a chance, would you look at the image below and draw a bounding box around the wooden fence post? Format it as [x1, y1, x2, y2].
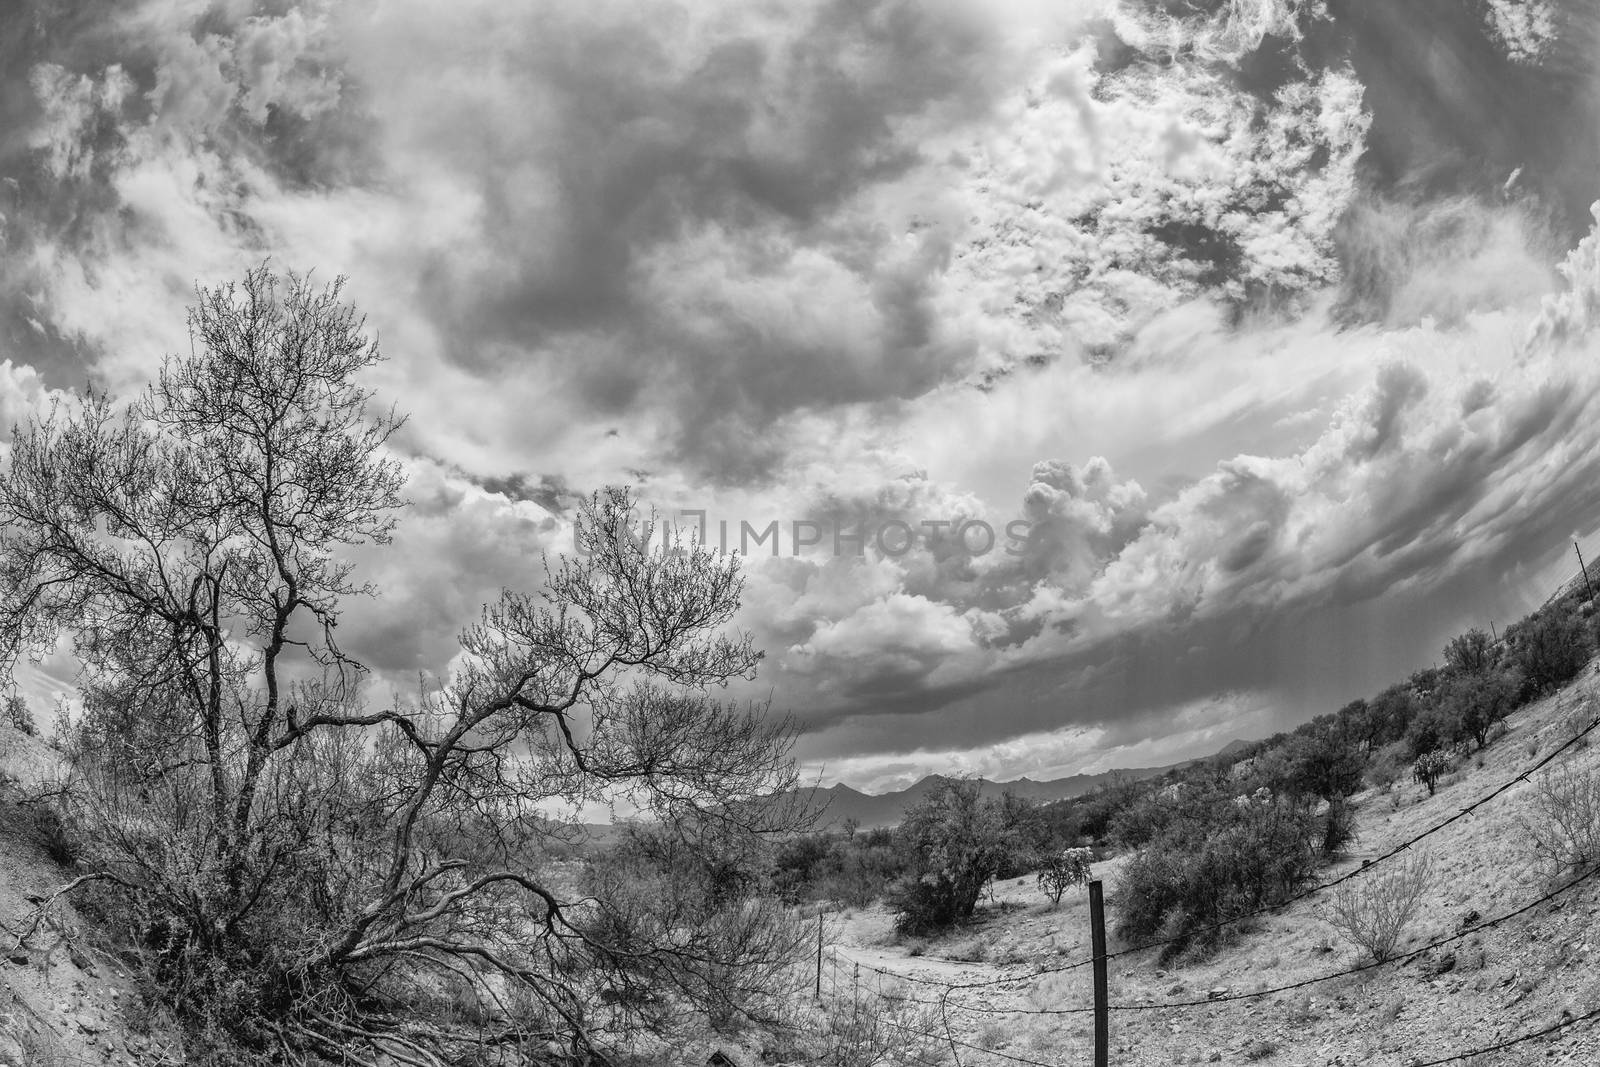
[815, 912, 823, 1001]
[1090, 879, 1109, 1067]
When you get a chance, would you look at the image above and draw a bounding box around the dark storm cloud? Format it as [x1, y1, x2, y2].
[355, 0, 1028, 480]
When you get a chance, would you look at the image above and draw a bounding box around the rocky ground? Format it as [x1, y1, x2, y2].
[822, 670, 1600, 1067]
[0, 725, 183, 1067]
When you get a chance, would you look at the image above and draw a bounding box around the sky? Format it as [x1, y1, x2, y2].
[4, 0, 1600, 793]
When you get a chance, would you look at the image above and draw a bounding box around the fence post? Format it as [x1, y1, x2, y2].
[815, 912, 823, 1001]
[1577, 541, 1596, 603]
[1090, 879, 1109, 1067]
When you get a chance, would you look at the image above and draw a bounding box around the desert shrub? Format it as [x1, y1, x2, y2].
[1436, 667, 1522, 750]
[1365, 742, 1407, 790]
[581, 824, 809, 1033]
[1067, 774, 1157, 845]
[1108, 784, 1185, 849]
[1279, 730, 1366, 804]
[0, 772, 81, 868]
[1037, 847, 1094, 905]
[0, 268, 809, 1062]
[808, 983, 944, 1067]
[1562, 696, 1598, 751]
[886, 779, 1033, 935]
[1406, 705, 1456, 761]
[772, 829, 906, 908]
[1521, 762, 1600, 878]
[1443, 628, 1496, 675]
[1113, 790, 1323, 956]
[1321, 798, 1357, 855]
[772, 833, 836, 902]
[1323, 850, 1434, 962]
[1507, 606, 1591, 698]
[3, 693, 34, 735]
[1412, 750, 1452, 796]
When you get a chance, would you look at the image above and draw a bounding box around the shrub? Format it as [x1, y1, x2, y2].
[1521, 763, 1600, 878]
[1323, 850, 1434, 962]
[3, 693, 34, 735]
[1365, 685, 1419, 751]
[1365, 742, 1407, 791]
[810, 983, 944, 1067]
[1443, 628, 1495, 675]
[1436, 668, 1521, 750]
[1321, 798, 1357, 855]
[1562, 696, 1598, 751]
[1037, 847, 1094, 906]
[1279, 730, 1366, 804]
[1412, 751, 1452, 796]
[0, 268, 809, 1061]
[1507, 607, 1591, 698]
[1406, 705, 1454, 761]
[1113, 790, 1323, 957]
[887, 779, 1035, 935]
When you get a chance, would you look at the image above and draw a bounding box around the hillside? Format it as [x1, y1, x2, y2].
[0, 726, 184, 1066]
[814, 669, 1600, 1066]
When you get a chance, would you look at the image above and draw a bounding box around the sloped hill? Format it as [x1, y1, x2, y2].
[823, 669, 1600, 1066]
[0, 725, 183, 1067]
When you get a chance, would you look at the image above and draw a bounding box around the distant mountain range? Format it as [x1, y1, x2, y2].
[775, 741, 1255, 831]
[779, 739, 1262, 831]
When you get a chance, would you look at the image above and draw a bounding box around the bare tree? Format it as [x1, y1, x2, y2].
[0, 265, 806, 1065]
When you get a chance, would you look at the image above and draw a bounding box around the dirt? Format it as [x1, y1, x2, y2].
[0, 725, 183, 1067]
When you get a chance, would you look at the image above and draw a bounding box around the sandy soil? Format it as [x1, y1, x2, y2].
[0, 725, 183, 1067]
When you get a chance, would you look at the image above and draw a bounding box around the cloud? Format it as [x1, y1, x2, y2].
[5, 0, 1600, 792]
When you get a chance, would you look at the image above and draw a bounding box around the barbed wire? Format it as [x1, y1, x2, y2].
[1410, 1002, 1600, 1066]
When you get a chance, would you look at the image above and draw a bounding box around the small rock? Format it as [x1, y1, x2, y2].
[1207, 987, 1230, 1000]
[4, 953, 28, 966]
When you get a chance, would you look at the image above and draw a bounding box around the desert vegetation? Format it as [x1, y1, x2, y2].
[0, 267, 812, 1065]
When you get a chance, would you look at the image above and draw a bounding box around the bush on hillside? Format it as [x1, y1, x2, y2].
[1364, 685, 1420, 752]
[1522, 762, 1600, 879]
[1278, 730, 1366, 804]
[1435, 667, 1522, 750]
[1405, 704, 1456, 761]
[1323, 850, 1434, 963]
[4, 694, 34, 736]
[1411, 750, 1452, 796]
[1037, 847, 1094, 906]
[886, 779, 1034, 935]
[772, 827, 906, 908]
[1507, 606, 1591, 698]
[1443, 628, 1495, 675]
[1113, 789, 1324, 957]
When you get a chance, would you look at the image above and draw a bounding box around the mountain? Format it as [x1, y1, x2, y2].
[775, 737, 1266, 831]
[782, 764, 1174, 832]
